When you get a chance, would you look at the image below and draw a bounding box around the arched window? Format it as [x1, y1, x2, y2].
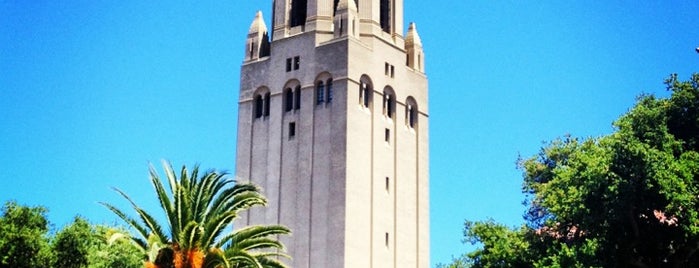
[254, 94, 263, 118]
[285, 88, 294, 112]
[383, 88, 395, 119]
[405, 97, 418, 129]
[316, 81, 325, 105]
[359, 76, 372, 109]
[326, 79, 333, 103]
[294, 85, 301, 110]
[314, 73, 333, 107]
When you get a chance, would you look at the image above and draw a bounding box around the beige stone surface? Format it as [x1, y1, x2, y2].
[235, 1, 428, 267]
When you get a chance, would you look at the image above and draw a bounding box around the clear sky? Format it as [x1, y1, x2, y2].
[1, 1, 697, 267]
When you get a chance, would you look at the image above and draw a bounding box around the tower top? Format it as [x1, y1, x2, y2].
[406, 22, 422, 46]
[336, 0, 358, 12]
[248, 10, 268, 34]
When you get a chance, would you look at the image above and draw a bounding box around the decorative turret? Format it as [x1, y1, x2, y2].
[334, 0, 359, 38]
[245, 11, 270, 62]
[405, 22, 424, 73]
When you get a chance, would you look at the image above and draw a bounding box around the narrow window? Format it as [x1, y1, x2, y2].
[249, 41, 255, 59]
[294, 56, 300, 70]
[286, 58, 292, 72]
[290, 0, 307, 27]
[385, 128, 390, 143]
[385, 232, 389, 247]
[326, 79, 333, 103]
[408, 104, 417, 128]
[294, 86, 301, 110]
[385, 63, 390, 76]
[383, 93, 393, 118]
[289, 122, 296, 138]
[385, 177, 390, 192]
[361, 82, 371, 108]
[390, 65, 395, 78]
[316, 81, 325, 105]
[263, 93, 271, 117]
[285, 89, 293, 112]
[254, 95, 263, 118]
[418, 54, 422, 70]
[387, 95, 393, 118]
[380, 0, 391, 33]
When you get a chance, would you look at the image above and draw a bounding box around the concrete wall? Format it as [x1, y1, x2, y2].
[235, 1, 428, 267]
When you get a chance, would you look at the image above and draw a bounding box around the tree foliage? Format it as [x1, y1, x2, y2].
[52, 217, 92, 268]
[102, 161, 290, 268]
[0, 201, 52, 268]
[53, 217, 144, 268]
[0, 201, 142, 268]
[446, 73, 699, 268]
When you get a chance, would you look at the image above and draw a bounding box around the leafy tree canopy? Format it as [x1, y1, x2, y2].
[0, 201, 143, 268]
[0, 201, 52, 268]
[445, 73, 699, 268]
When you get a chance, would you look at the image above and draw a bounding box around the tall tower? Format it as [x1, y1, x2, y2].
[235, 0, 428, 267]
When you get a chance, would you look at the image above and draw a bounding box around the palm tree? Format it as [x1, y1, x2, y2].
[101, 161, 290, 268]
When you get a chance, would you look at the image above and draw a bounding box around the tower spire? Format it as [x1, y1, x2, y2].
[334, 0, 359, 38]
[245, 11, 270, 62]
[405, 22, 424, 72]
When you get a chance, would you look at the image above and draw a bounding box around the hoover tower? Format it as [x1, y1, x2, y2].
[235, 0, 428, 267]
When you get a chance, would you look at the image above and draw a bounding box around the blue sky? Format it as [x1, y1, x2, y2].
[1, 1, 697, 266]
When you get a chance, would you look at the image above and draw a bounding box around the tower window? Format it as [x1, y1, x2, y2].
[385, 177, 390, 192]
[290, 0, 307, 27]
[385, 232, 389, 247]
[407, 103, 417, 128]
[294, 85, 301, 110]
[383, 92, 394, 118]
[294, 56, 300, 70]
[326, 79, 333, 103]
[385, 128, 390, 143]
[254, 95, 263, 118]
[286, 58, 292, 72]
[263, 93, 271, 117]
[289, 122, 296, 138]
[316, 81, 325, 105]
[360, 82, 371, 108]
[285, 88, 294, 112]
[380, 0, 391, 33]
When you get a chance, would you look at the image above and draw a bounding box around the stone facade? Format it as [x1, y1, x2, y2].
[235, 1, 428, 267]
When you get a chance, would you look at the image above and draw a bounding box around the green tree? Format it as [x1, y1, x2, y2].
[51, 217, 144, 268]
[0, 201, 53, 268]
[87, 225, 144, 268]
[102, 161, 290, 268]
[52, 217, 92, 268]
[447, 73, 699, 267]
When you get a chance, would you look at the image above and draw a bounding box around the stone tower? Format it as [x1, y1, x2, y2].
[234, 0, 428, 267]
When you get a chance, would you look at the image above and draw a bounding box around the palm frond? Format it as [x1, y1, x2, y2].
[181, 221, 204, 250]
[99, 201, 152, 250]
[149, 163, 176, 239]
[256, 255, 289, 268]
[226, 250, 264, 268]
[203, 248, 230, 268]
[217, 225, 290, 249]
[201, 210, 239, 249]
